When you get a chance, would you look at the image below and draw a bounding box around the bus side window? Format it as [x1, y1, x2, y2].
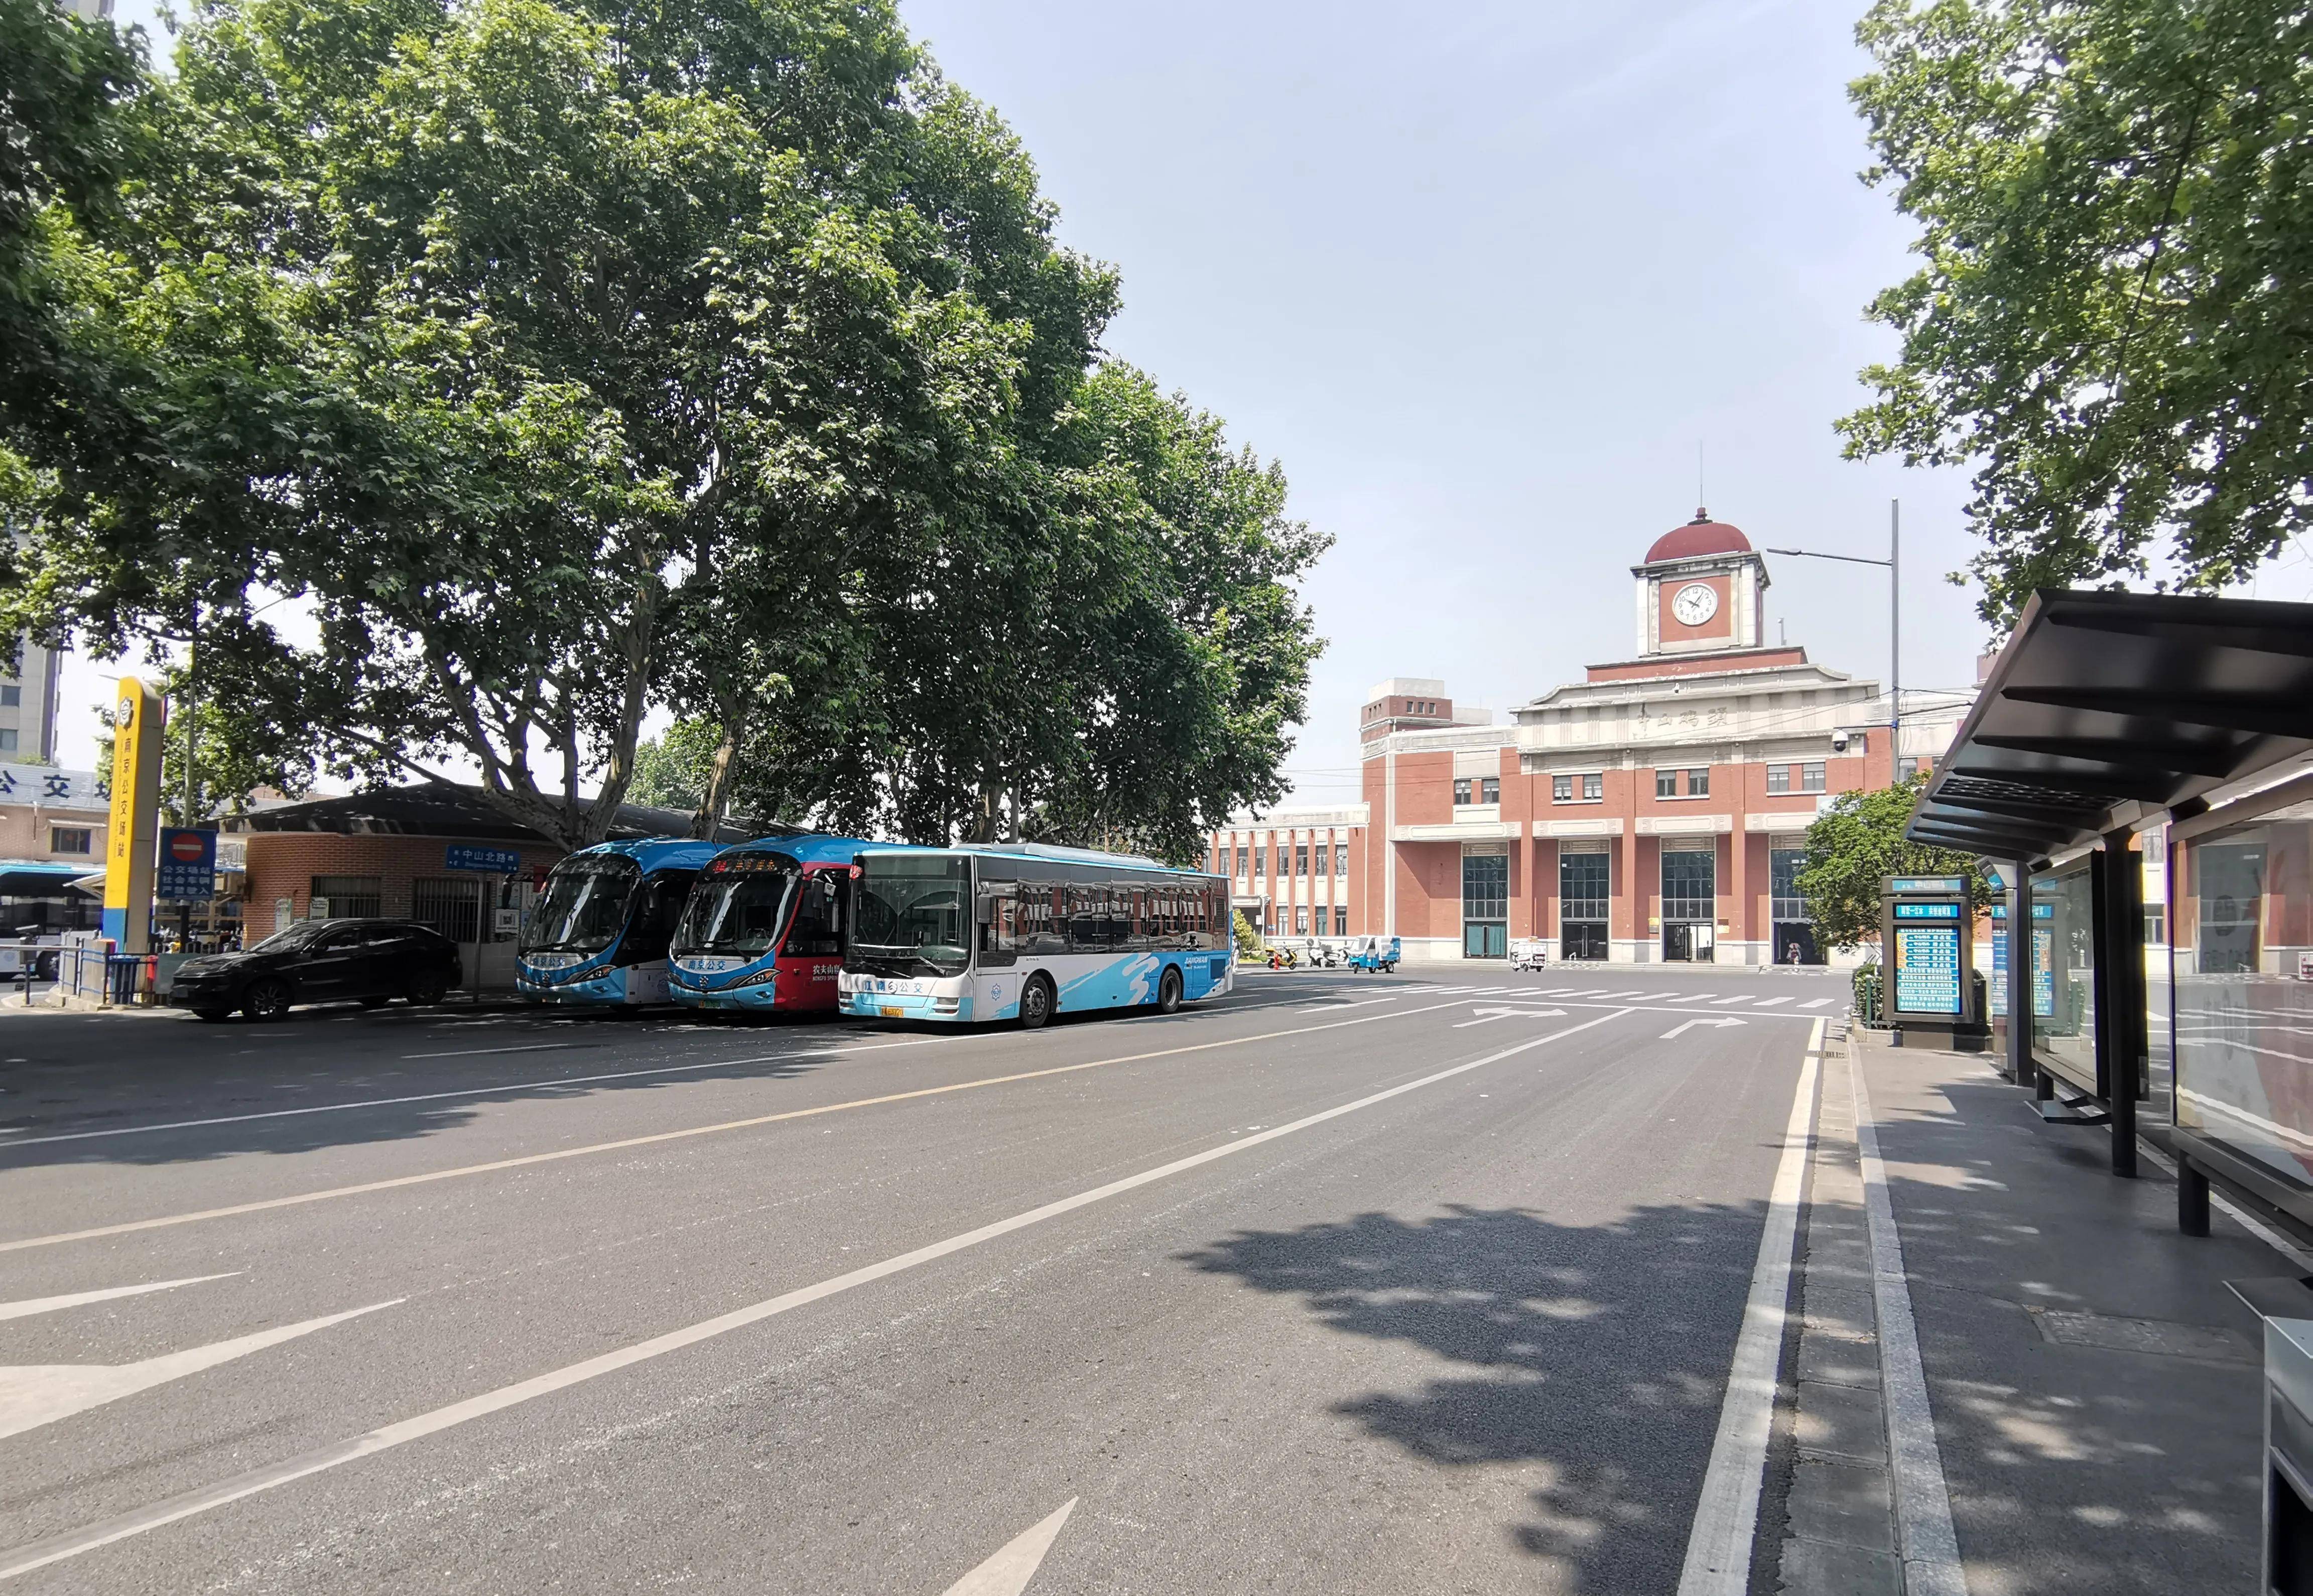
[978, 882, 1017, 967]
[785, 875, 844, 958]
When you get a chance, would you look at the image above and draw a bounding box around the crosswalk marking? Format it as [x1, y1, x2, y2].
[1751, 997, 1792, 1008]
[1712, 996, 1756, 1006]
[1667, 993, 1717, 1003]
[1798, 998, 1833, 1009]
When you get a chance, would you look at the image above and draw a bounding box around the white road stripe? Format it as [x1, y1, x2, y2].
[0, 1010, 1636, 1581]
[0, 1275, 239, 1323]
[1798, 998, 1833, 1009]
[1710, 996, 1755, 1006]
[0, 1301, 398, 1442]
[1750, 997, 1793, 1008]
[1676, 1018, 1823, 1595]
[940, 1499, 1079, 1596]
[401, 1042, 586, 1060]
[0, 997, 1484, 1256]
[1667, 993, 1716, 1003]
[1850, 1046, 1968, 1594]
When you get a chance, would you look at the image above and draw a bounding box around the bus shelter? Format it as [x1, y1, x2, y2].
[1905, 590, 2313, 1228]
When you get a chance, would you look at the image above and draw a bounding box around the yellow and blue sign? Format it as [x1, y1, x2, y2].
[101, 677, 166, 951]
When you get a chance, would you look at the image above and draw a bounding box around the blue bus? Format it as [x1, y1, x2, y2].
[666, 834, 897, 1014]
[837, 843, 1234, 1026]
[516, 837, 729, 1006]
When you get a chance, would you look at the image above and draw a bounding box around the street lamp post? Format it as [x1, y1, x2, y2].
[1768, 499, 1901, 775]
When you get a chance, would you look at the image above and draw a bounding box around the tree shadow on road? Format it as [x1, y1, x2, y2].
[1180, 1201, 1766, 1592]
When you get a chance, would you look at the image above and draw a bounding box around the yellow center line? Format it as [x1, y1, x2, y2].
[0, 996, 1480, 1255]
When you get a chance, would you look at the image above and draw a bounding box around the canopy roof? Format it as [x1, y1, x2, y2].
[241, 782, 768, 846]
[0, 859, 101, 898]
[1906, 589, 2313, 862]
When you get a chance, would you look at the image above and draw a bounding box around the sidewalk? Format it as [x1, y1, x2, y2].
[1771, 1028, 2279, 1593]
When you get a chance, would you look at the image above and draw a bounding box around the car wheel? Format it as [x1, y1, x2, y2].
[242, 978, 291, 1022]
[191, 1008, 233, 1023]
[1018, 974, 1055, 1031]
[407, 973, 450, 1007]
[1156, 966, 1184, 1015]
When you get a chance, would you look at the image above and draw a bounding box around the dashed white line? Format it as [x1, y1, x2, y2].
[0, 1008, 1637, 1581]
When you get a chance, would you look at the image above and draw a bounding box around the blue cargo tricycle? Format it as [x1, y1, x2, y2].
[1348, 936, 1400, 974]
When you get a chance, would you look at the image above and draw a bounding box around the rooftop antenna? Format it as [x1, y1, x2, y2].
[1696, 441, 1704, 512]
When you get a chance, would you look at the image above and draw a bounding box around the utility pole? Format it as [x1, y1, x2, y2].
[1767, 499, 1902, 775]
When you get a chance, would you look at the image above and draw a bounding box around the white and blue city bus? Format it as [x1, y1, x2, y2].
[516, 837, 734, 1006]
[837, 844, 1234, 1027]
[666, 833, 897, 1015]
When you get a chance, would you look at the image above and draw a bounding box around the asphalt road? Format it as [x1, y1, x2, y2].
[0, 964, 1843, 1593]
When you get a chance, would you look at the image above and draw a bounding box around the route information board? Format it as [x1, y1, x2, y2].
[1894, 922, 1962, 1015]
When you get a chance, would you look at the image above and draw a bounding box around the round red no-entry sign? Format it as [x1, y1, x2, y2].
[169, 832, 207, 862]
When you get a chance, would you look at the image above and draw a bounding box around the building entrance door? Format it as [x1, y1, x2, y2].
[1663, 922, 1717, 962]
[1461, 851, 1508, 960]
[1560, 922, 1608, 961]
[1660, 848, 1716, 964]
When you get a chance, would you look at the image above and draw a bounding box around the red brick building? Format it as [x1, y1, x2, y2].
[1211, 512, 1973, 964]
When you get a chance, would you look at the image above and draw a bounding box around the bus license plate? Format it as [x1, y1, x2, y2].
[880, 1005, 903, 1017]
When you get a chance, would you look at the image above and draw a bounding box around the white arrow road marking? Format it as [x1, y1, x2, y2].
[1662, 1017, 1747, 1040]
[1454, 1007, 1569, 1029]
[939, 1498, 1078, 1596]
[0, 1275, 239, 1323]
[0, 1300, 398, 1441]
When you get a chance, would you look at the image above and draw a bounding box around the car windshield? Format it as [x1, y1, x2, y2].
[521, 856, 641, 955]
[850, 855, 970, 978]
[246, 922, 332, 955]
[672, 859, 797, 956]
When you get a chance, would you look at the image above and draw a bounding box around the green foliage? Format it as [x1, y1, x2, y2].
[2, 0, 1324, 855]
[1842, 0, 2313, 623]
[1233, 910, 1262, 956]
[1853, 962, 1881, 1025]
[1794, 776, 1991, 950]
[628, 719, 723, 813]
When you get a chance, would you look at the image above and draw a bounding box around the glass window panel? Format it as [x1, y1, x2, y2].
[1766, 765, 1790, 793]
[2172, 811, 2313, 1186]
[1583, 773, 1603, 801]
[1560, 852, 1609, 922]
[1801, 762, 1827, 792]
[1553, 774, 1573, 802]
[1688, 768, 1709, 797]
[1655, 770, 1677, 798]
[311, 875, 383, 919]
[1461, 853, 1508, 921]
[1482, 777, 1500, 804]
[1769, 848, 1808, 922]
[1660, 850, 1715, 920]
[2028, 865, 2096, 1087]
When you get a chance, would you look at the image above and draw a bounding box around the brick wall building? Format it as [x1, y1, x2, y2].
[1211, 511, 1974, 964]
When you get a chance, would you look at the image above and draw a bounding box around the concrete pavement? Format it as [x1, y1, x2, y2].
[0, 966, 1837, 1590]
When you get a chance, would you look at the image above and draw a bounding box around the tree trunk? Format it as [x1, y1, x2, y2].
[690, 696, 744, 841]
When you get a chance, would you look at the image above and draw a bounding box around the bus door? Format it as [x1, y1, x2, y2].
[778, 866, 849, 1008]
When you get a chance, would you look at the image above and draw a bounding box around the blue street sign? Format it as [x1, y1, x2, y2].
[445, 844, 522, 874]
[156, 828, 218, 901]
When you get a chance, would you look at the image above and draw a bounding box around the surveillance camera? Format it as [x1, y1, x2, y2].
[1831, 731, 1850, 751]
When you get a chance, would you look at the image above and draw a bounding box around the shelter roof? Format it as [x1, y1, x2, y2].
[1905, 589, 2313, 862]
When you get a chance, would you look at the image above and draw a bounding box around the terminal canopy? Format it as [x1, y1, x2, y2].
[1906, 589, 2313, 861]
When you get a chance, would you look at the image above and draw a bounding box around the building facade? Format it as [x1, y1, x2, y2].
[1210, 513, 1974, 963]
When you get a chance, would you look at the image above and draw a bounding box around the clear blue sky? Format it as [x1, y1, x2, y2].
[81, 0, 2038, 798]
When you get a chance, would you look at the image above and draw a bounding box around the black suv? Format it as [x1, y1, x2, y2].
[168, 919, 463, 1021]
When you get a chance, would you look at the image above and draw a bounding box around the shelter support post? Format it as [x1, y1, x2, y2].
[2178, 1155, 2210, 1238]
[2006, 865, 2033, 1087]
[2096, 830, 2145, 1178]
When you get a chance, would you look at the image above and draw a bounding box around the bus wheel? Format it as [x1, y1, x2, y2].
[1155, 966, 1184, 1015]
[1019, 975, 1055, 1030]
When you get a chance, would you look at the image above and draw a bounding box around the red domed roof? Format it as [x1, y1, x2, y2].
[1645, 509, 1751, 564]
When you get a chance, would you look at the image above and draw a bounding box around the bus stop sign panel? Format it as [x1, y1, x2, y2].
[1880, 873, 1986, 1048]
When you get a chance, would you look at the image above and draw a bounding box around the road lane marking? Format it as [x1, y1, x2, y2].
[1676, 1017, 1822, 1596]
[1850, 1044, 1967, 1594]
[1798, 998, 1832, 1009]
[1666, 993, 1717, 1003]
[0, 998, 1483, 1256]
[1661, 1017, 1746, 1040]
[940, 1499, 1079, 1595]
[400, 1042, 591, 1060]
[0, 1301, 398, 1442]
[2, 993, 1363, 1151]
[0, 1008, 1636, 1581]
[1709, 996, 1756, 1006]
[1750, 997, 1792, 1008]
[1452, 1006, 1568, 1029]
[0, 1275, 239, 1323]
[1297, 996, 1401, 1014]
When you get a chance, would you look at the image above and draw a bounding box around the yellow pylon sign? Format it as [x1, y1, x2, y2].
[102, 676, 165, 953]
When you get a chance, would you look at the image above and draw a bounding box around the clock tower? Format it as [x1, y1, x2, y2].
[1632, 508, 1767, 657]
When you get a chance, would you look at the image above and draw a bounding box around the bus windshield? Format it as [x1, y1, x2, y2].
[673, 861, 798, 957]
[851, 855, 971, 978]
[522, 856, 640, 955]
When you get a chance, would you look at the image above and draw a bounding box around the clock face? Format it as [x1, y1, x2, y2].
[1671, 582, 1719, 627]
